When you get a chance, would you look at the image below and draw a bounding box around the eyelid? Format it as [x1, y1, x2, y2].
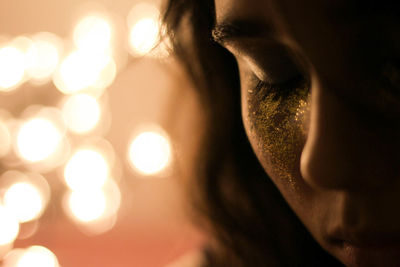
[251, 72, 309, 101]
[229, 40, 307, 84]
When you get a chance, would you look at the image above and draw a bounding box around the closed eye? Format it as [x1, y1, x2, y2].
[253, 74, 309, 101]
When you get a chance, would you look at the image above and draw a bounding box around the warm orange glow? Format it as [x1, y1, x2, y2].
[16, 118, 63, 162]
[91, 57, 116, 95]
[3, 182, 44, 223]
[64, 149, 109, 190]
[67, 189, 107, 222]
[63, 178, 121, 234]
[2, 248, 25, 267]
[73, 15, 112, 52]
[127, 2, 160, 27]
[0, 205, 19, 245]
[25, 32, 62, 83]
[0, 119, 11, 157]
[53, 50, 115, 96]
[62, 94, 101, 134]
[0, 46, 25, 91]
[129, 18, 159, 56]
[127, 2, 161, 56]
[128, 130, 172, 175]
[17, 246, 59, 267]
[101, 178, 121, 219]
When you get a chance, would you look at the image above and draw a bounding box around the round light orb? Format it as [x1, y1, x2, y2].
[53, 50, 112, 94]
[67, 189, 107, 222]
[62, 94, 101, 134]
[64, 149, 109, 190]
[0, 205, 20, 245]
[0, 46, 25, 90]
[91, 57, 116, 94]
[17, 246, 59, 267]
[128, 131, 171, 175]
[16, 118, 62, 162]
[129, 18, 159, 56]
[4, 182, 44, 223]
[25, 32, 61, 83]
[73, 15, 112, 52]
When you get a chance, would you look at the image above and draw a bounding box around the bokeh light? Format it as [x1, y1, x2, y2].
[17, 246, 59, 267]
[64, 149, 109, 190]
[73, 15, 112, 52]
[2, 248, 25, 267]
[54, 50, 108, 94]
[25, 32, 62, 83]
[67, 189, 107, 222]
[0, 119, 11, 157]
[62, 94, 101, 134]
[100, 178, 121, 219]
[128, 130, 172, 175]
[53, 50, 116, 96]
[0, 205, 20, 246]
[0, 46, 25, 91]
[63, 178, 121, 234]
[16, 118, 63, 162]
[91, 57, 117, 94]
[129, 18, 159, 56]
[4, 182, 44, 223]
[127, 2, 161, 56]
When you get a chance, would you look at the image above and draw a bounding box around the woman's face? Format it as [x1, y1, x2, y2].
[214, 0, 400, 266]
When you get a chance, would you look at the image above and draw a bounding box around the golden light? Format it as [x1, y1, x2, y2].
[73, 15, 112, 52]
[17, 246, 59, 267]
[10, 36, 33, 53]
[0, 46, 25, 91]
[16, 118, 62, 162]
[100, 178, 121, 219]
[63, 179, 120, 234]
[67, 189, 107, 222]
[91, 57, 117, 95]
[62, 94, 101, 134]
[129, 17, 160, 56]
[127, 2, 161, 56]
[127, 2, 160, 26]
[0, 205, 19, 246]
[25, 32, 62, 83]
[0, 119, 11, 157]
[128, 130, 172, 175]
[2, 248, 25, 267]
[3, 182, 44, 223]
[53, 50, 115, 96]
[64, 149, 109, 190]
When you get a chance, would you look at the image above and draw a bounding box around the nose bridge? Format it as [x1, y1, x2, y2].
[300, 78, 386, 191]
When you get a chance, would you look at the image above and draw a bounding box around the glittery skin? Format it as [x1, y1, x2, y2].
[246, 81, 310, 190]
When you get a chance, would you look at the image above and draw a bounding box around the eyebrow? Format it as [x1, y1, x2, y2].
[211, 19, 275, 45]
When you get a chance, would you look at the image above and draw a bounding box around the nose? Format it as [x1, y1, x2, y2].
[300, 77, 399, 192]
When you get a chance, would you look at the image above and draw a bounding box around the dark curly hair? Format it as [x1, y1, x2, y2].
[163, 0, 342, 266]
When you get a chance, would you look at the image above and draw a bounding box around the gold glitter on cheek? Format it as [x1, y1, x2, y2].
[246, 84, 310, 190]
[295, 99, 311, 136]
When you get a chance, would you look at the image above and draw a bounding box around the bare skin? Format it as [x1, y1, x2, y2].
[214, 0, 400, 266]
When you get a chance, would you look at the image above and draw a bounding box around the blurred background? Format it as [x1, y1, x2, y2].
[0, 0, 205, 266]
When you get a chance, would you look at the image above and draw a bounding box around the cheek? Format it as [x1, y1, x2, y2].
[242, 83, 310, 189]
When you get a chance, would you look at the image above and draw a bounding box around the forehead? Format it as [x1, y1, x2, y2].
[214, 0, 271, 24]
[214, 0, 367, 31]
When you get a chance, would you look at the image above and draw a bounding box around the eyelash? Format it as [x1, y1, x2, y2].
[254, 74, 309, 100]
